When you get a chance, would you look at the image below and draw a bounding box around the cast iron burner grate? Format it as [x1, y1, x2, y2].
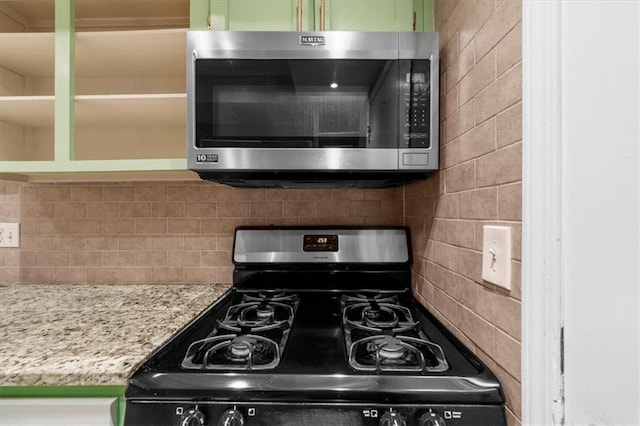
[182, 333, 281, 370]
[341, 294, 449, 373]
[181, 292, 299, 370]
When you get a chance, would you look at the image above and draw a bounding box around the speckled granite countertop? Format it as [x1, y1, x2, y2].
[0, 283, 231, 387]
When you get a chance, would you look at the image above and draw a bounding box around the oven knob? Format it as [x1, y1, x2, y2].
[418, 411, 446, 426]
[217, 408, 245, 426]
[379, 410, 406, 426]
[179, 408, 206, 426]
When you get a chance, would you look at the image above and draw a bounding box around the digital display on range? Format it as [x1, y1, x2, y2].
[303, 234, 338, 252]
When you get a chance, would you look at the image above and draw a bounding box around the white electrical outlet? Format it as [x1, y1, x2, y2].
[482, 225, 511, 290]
[0, 223, 20, 248]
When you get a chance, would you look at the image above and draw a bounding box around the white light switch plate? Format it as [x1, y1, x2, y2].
[0, 223, 20, 248]
[482, 225, 511, 290]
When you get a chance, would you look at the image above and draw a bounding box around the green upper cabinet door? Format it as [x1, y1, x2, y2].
[316, 0, 414, 31]
[209, 0, 314, 31]
[203, 0, 429, 32]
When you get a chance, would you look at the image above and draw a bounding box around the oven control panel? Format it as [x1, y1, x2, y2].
[125, 402, 506, 426]
[233, 228, 409, 264]
[303, 234, 339, 252]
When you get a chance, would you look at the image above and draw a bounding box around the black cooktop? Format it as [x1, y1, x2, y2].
[125, 227, 505, 426]
[128, 286, 501, 404]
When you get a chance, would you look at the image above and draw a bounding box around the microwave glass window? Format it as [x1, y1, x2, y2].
[195, 59, 404, 149]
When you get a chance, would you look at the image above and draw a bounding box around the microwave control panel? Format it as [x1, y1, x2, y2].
[401, 60, 431, 149]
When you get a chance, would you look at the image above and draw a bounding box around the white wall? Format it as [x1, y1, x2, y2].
[561, 1, 639, 424]
[523, 1, 640, 425]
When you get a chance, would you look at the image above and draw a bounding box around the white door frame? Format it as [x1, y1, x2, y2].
[521, 1, 565, 424]
[522, 1, 640, 425]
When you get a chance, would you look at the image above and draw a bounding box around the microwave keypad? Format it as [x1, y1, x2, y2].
[402, 61, 430, 149]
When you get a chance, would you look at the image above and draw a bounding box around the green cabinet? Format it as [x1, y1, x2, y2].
[205, 0, 430, 32]
[210, 0, 312, 31]
[319, 0, 413, 31]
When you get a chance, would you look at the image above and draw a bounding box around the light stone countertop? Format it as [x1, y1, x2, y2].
[0, 283, 231, 387]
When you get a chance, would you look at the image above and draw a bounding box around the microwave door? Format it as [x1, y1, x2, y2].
[194, 59, 397, 151]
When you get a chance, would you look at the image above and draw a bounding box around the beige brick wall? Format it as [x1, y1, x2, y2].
[407, 0, 522, 424]
[0, 180, 403, 285]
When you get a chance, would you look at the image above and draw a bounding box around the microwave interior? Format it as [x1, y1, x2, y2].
[194, 59, 431, 150]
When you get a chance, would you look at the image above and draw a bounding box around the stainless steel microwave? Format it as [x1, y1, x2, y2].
[187, 31, 439, 188]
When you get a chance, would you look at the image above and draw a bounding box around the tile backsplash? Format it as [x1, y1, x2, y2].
[0, 180, 403, 285]
[407, 0, 522, 424]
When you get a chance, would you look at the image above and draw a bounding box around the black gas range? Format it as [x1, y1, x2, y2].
[124, 227, 505, 426]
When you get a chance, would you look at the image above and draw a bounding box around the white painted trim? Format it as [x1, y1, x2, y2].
[521, 1, 564, 425]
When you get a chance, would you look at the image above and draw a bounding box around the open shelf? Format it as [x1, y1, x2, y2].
[0, 3, 55, 164]
[75, 29, 186, 94]
[73, 28, 187, 162]
[0, 32, 54, 97]
[1, 1, 192, 180]
[0, 96, 54, 161]
[0, 96, 54, 127]
[0, 33, 55, 92]
[74, 94, 186, 160]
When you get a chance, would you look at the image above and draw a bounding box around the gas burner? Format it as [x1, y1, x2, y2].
[342, 302, 414, 332]
[225, 301, 296, 329]
[375, 336, 406, 360]
[341, 293, 449, 373]
[181, 292, 299, 371]
[238, 303, 276, 326]
[349, 335, 449, 373]
[229, 336, 253, 358]
[362, 306, 399, 328]
[182, 334, 280, 370]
